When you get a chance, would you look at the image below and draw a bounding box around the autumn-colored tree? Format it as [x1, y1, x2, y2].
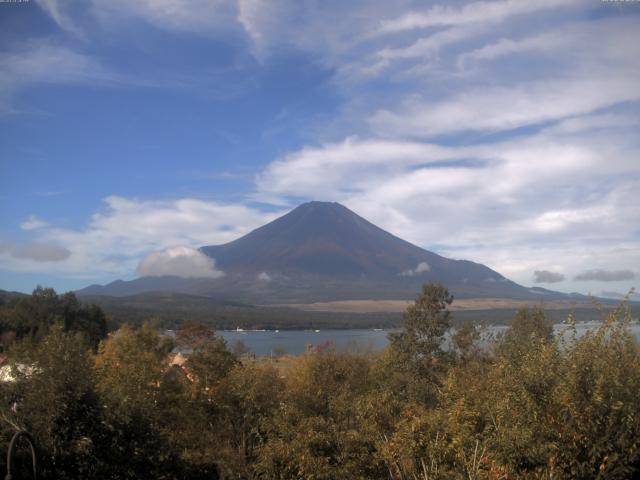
[176, 320, 216, 350]
[256, 348, 386, 480]
[93, 321, 185, 478]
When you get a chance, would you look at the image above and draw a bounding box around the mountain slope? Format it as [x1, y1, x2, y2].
[78, 201, 559, 303]
[201, 202, 462, 278]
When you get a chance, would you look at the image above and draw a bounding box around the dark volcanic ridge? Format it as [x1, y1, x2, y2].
[77, 201, 582, 304]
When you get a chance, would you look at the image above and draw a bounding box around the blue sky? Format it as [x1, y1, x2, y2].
[1, 0, 639, 298]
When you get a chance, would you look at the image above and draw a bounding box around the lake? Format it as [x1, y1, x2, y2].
[218, 321, 640, 356]
[219, 328, 392, 356]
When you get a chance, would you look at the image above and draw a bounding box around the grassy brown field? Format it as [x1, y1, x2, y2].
[271, 297, 598, 313]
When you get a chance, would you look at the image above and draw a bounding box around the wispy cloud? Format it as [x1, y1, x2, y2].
[35, 0, 241, 36]
[20, 216, 48, 231]
[36, 0, 85, 36]
[0, 40, 128, 113]
[0, 37, 255, 114]
[376, 0, 579, 34]
[370, 77, 640, 138]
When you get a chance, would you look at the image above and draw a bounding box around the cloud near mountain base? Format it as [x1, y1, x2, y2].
[400, 261, 430, 277]
[137, 247, 224, 279]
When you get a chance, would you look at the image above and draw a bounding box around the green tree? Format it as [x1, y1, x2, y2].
[0, 287, 107, 348]
[0, 325, 105, 478]
[59, 292, 107, 349]
[387, 282, 453, 404]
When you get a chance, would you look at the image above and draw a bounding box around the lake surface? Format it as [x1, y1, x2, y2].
[220, 329, 393, 356]
[218, 322, 640, 356]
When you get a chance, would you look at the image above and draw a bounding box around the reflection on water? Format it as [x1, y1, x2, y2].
[217, 322, 640, 357]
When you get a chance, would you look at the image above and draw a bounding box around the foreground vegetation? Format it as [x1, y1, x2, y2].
[0, 285, 639, 479]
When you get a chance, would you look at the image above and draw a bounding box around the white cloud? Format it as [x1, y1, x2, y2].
[137, 246, 223, 278]
[36, 0, 84, 36]
[366, 15, 640, 137]
[370, 77, 640, 138]
[400, 261, 430, 277]
[20, 216, 49, 231]
[257, 271, 271, 281]
[256, 137, 465, 199]
[377, 0, 579, 34]
[90, 0, 239, 34]
[236, 0, 389, 60]
[0, 196, 280, 280]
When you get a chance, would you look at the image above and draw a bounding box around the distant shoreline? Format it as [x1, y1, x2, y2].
[267, 297, 625, 314]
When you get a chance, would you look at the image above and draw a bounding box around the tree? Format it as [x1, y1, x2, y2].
[59, 292, 107, 349]
[0, 287, 107, 348]
[187, 336, 238, 393]
[176, 320, 215, 350]
[497, 307, 554, 360]
[256, 349, 385, 480]
[451, 321, 482, 361]
[1, 326, 105, 478]
[232, 339, 250, 357]
[94, 321, 180, 478]
[213, 364, 285, 477]
[387, 282, 453, 404]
